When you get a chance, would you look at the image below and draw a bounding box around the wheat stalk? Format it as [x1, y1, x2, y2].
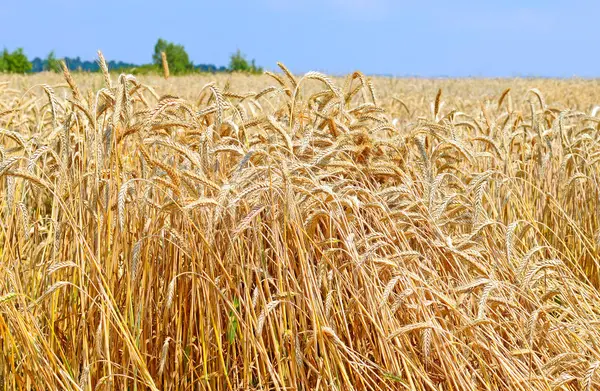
[161, 51, 169, 79]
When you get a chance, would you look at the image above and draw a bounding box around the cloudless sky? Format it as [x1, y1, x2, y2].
[2, 0, 599, 77]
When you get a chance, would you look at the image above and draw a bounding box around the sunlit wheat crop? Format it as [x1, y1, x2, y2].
[1, 56, 600, 390]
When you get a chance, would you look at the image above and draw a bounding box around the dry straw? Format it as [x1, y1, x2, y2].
[1, 59, 600, 391]
[161, 51, 169, 79]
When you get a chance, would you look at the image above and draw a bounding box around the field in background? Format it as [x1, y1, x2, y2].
[5, 71, 600, 111]
[1, 68, 600, 390]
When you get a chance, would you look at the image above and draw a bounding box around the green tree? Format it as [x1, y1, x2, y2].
[152, 39, 193, 75]
[0, 48, 32, 73]
[45, 51, 61, 72]
[228, 49, 263, 74]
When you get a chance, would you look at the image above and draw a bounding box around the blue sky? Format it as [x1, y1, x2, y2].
[1, 0, 599, 77]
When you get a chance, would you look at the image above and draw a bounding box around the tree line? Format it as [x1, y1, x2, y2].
[0, 39, 263, 75]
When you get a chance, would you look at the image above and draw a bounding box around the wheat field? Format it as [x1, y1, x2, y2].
[1, 59, 600, 390]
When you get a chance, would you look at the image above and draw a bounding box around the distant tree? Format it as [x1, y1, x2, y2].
[29, 54, 147, 74]
[31, 57, 44, 72]
[0, 51, 7, 71]
[228, 49, 248, 72]
[228, 49, 262, 74]
[44, 51, 61, 72]
[152, 39, 193, 75]
[64, 57, 86, 72]
[0, 48, 32, 73]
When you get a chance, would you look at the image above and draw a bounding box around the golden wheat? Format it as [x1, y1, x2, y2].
[1, 62, 600, 390]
